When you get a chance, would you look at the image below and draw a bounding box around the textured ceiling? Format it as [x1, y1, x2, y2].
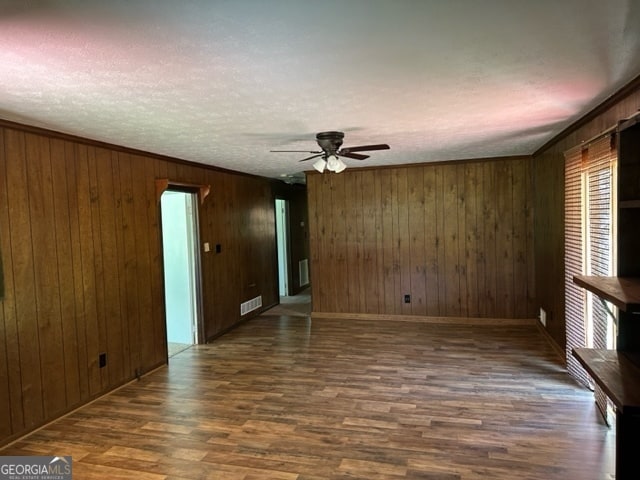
[1, 0, 640, 181]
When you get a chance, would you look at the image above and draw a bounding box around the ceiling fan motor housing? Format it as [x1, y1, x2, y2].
[316, 131, 344, 153]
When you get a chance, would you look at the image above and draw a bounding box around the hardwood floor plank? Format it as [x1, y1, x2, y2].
[1, 315, 615, 479]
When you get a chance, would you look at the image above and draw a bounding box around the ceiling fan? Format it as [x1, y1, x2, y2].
[270, 131, 390, 173]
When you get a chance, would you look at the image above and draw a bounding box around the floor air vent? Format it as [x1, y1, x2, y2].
[240, 295, 262, 316]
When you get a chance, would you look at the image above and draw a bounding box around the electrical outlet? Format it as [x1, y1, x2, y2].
[404, 294, 411, 303]
[539, 308, 547, 327]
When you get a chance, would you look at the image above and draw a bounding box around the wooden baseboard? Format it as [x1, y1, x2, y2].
[0, 362, 166, 449]
[311, 311, 538, 326]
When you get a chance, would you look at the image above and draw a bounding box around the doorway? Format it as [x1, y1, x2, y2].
[160, 190, 202, 357]
[275, 198, 290, 296]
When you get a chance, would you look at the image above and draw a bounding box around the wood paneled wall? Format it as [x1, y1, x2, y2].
[0, 123, 279, 444]
[307, 157, 535, 319]
[532, 80, 640, 352]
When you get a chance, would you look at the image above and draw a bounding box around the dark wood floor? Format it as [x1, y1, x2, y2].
[1, 315, 615, 479]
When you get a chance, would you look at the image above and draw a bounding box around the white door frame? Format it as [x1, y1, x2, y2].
[275, 198, 290, 296]
[160, 190, 203, 345]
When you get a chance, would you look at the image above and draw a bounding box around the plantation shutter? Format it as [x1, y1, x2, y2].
[564, 134, 617, 423]
[564, 147, 590, 388]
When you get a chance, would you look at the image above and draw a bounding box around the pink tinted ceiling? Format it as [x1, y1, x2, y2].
[1, 0, 639, 180]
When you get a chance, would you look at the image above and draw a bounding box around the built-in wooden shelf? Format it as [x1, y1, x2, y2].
[573, 275, 640, 312]
[620, 199, 640, 209]
[573, 348, 640, 414]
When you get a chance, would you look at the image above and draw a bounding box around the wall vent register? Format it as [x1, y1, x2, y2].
[240, 296, 263, 316]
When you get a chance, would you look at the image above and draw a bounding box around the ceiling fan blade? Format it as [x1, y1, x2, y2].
[299, 153, 324, 162]
[340, 152, 369, 160]
[271, 150, 322, 153]
[340, 144, 390, 154]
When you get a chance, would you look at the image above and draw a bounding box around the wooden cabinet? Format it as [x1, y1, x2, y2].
[572, 116, 640, 480]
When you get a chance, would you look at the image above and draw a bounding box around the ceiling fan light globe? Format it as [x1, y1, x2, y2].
[313, 158, 327, 173]
[333, 158, 347, 173]
[326, 154, 341, 172]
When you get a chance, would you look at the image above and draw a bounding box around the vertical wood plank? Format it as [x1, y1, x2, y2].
[220, 171, 237, 326]
[64, 141, 90, 401]
[354, 171, 366, 312]
[474, 163, 487, 318]
[345, 172, 360, 313]
[525, 158, 536, 316]
[397, 169, 412, 316]
[390, 170, 402, 314]
[222, 172, 241, 331]
[198, 170, 212, 332]
[268, 184, 278, 303]
[204, 171, 222, 335]
[130, 155, 154, 371]
[331, 174, 348, 312]
[464, 162, 481, 318]
[111, 152, 131, 377]
[511, 159, 530, 318]
[119, 152, 141, 371]
[86, 146, 109, 389]
[434, 166, 447, 315]
[206, 170, 218, 332]
[200, 170, 215, 333]
[442, 165, 461, 316]
[0, 283, 9, 438]
[408, 168, 427, 315]
[456, 164, 468, 317]
[379, 169, 395, 315]
[49, 138, 81, 408]
[373, 170, 385, 314]
[0, 128, 22, 436]
[257, 179, 276, 308]
[145, 156, 165, 366]
[314, 174, 330, 313]
[355, 171, 364, 312]
[307, 175, 322, 312]
[361, 170, 378, 314]
[95, 147, 125, 386]
[482, 161, 498, 317]
[75, 144, 102, 396]
[423, 167, 439, 316]
[4, 129, 44, 428]
[236, 177, 249, 303]
[495, 160, 515, 318]
[316, 173, 329, 313]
